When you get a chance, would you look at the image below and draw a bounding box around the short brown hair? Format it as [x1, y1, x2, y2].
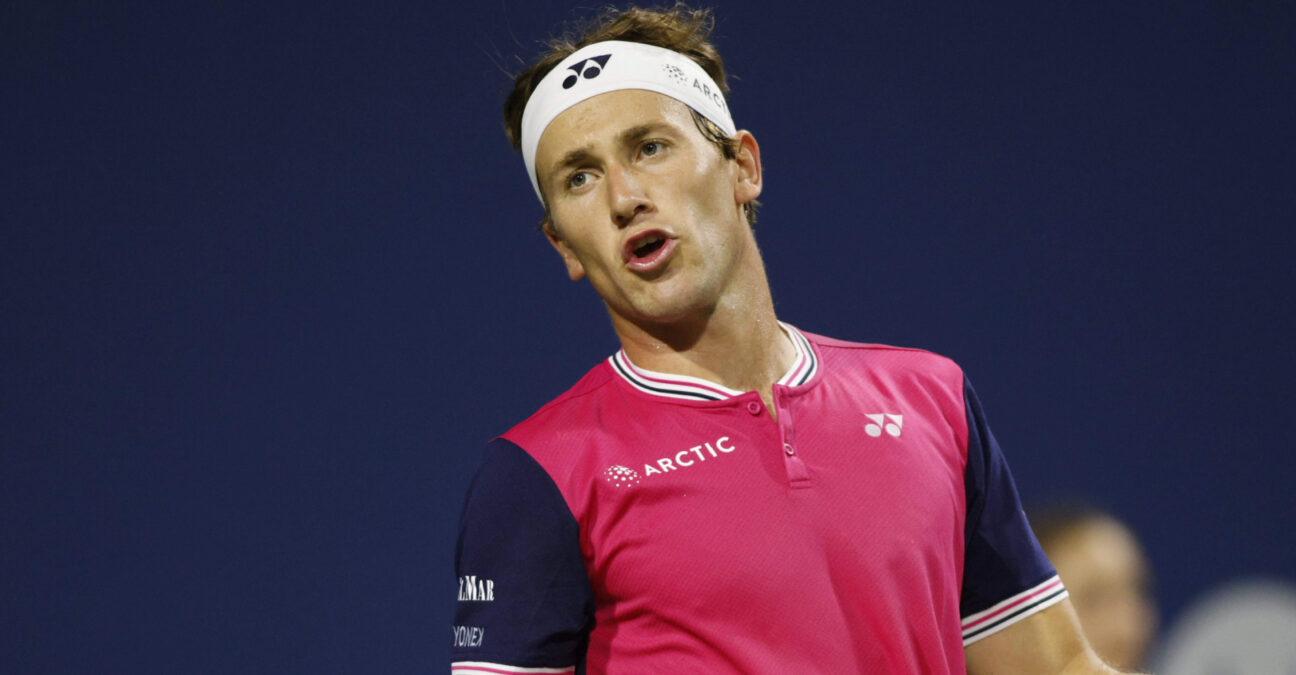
[503, 3, 758, 224]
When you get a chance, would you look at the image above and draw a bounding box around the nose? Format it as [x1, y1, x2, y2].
[606, 165, 652, 228]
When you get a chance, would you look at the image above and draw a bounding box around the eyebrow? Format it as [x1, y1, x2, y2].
[547, 124, 666, 179]
[552, 149, 593, 176]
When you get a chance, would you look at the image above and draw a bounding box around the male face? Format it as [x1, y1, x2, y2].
[533, 89, 762, 328]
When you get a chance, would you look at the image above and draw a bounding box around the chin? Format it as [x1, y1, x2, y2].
[605, 275, 723, 326]
[631, 296, 719, 327]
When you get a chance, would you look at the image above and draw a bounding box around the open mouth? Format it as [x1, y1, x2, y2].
[623, 230, 675, 272]
[632, 235, 666, 260]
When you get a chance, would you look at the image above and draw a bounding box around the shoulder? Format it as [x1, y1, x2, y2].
[502, 359, 620, 442]
[801, 329, 966, 387]
[494, 359, 635, 494]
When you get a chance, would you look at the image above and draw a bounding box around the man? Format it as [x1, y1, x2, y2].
[454, 5, 1131, 673]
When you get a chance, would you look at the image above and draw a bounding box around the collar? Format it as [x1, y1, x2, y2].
[608, 323, 819, 402]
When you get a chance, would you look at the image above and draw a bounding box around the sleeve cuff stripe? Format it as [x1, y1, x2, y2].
[961, 575, 1065, 629]
[961, 586, 1069, 645]
[451, 662, 575, 674]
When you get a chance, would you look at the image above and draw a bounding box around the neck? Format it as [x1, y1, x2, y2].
[610, 274, 793, 397]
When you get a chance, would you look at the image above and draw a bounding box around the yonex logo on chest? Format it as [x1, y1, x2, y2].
[865, 413, 904, 438]
[562, 54, 612, 89]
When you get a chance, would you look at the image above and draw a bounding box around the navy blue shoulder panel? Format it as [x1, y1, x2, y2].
[960, 378, 1058, 617]
[453, 438, 594, 670]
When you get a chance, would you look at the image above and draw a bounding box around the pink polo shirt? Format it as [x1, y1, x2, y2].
[453, 326, 1065, 674]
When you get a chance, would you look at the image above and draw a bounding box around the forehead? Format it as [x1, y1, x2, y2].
[534, 90, 695, 167]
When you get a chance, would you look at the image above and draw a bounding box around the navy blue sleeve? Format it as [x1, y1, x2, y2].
[452, 438, 594, 670]
[959, 378, 1067, 644]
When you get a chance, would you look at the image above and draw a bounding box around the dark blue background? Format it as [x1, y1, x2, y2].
[3, 1, 1293, 671]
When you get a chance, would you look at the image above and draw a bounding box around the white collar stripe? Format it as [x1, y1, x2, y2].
[608, 325, 819, 401]
[610, 352, 726, 401]
[616, 350, 744, 396]
[784, 326, 819, 386]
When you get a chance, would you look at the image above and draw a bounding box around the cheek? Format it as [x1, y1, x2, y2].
[550, 212, 610, 262]
[693, 155, 734, 203]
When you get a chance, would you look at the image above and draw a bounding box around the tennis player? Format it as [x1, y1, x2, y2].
[453, 5, 1136, 673]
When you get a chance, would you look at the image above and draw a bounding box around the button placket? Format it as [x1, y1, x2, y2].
[774, 387, 811, 486]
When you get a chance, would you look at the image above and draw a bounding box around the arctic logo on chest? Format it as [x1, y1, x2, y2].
[603, 435, 736, 488]
[865, 413, 904, 438]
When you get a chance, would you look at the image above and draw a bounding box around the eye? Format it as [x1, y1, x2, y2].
[640, 140, 663, 157]
[567, 171, 591, 190]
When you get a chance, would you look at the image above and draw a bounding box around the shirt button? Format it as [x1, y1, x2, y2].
[746, 401, 763, 415]
[784, 443, 795, 456]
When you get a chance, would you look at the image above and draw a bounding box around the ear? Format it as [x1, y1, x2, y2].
[732, 130, 763, 208]
[542, 218, 587, 281]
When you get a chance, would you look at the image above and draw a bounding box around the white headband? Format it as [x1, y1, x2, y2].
[520, 40, 737, 202]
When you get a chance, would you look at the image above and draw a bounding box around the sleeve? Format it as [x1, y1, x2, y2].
[958, 377, 1068, 645]
[452, 438, 595, 674]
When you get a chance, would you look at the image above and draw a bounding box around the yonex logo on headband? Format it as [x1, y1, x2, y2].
[562, 54, 612, 89]
[520, 40, 738, 201]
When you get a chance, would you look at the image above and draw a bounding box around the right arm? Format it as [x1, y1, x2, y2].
[452, 439, 594, 674]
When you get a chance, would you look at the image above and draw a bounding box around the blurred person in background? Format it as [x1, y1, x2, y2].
[1033, 503, 1158, 671]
